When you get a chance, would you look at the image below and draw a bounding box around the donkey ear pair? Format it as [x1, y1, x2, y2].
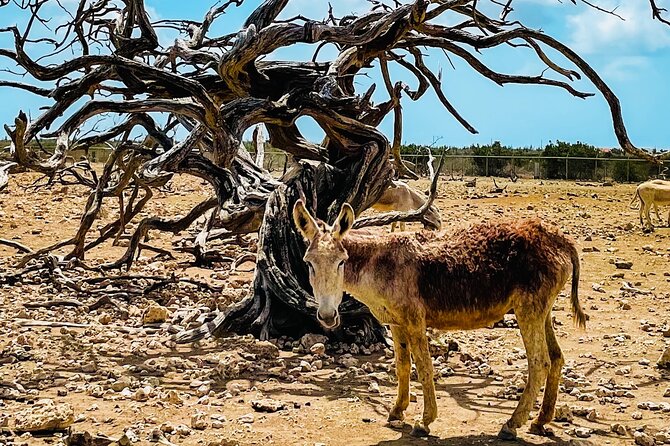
[293, 199, 354, 240]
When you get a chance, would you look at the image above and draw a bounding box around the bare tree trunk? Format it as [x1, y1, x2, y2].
[1, 0, 665, 345]
[253, 125, 265, 169]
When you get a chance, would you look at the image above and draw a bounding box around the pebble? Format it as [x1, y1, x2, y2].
[97, 313, 112, 325]
[339, 355, 359, 368]
[310, 342, 326, 356]
[251, 398, 286, 413]
[611, 423, 627, 436]
[300, 333, 328, 351]
[574, 427, 592, 438]
[119, 429, 139, 445]
[658, 347, 670, 369]
[634, 431, 656, 446]
[615, 260, 633, 269]
[238, 413, 255, 424]
[191, 412, 208, 430]
[554, 404, 573, 422]
[142, 305, 169, 324]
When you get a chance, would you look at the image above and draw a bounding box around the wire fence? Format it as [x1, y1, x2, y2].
[2, 143, 665, 183]
[259, 151, 668, 183]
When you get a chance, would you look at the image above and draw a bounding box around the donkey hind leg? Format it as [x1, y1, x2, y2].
[407, 326, 437, 437]
[653, 204, 662, 224]
[498, 310, 550, 441]
[391, 222, 397, 232]
[529, 313, 565, 436]
[388, 325, 411, 423]
[399, 221, 406, 232]
[644, 203, 654, 229]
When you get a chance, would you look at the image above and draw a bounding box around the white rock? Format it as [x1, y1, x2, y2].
[310, 342, 326, 356]
[575, 427, 592, 438]
[238, 413, 255, 424]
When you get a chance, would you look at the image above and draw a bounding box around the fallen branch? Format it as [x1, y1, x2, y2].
[0, 238, 33, 253]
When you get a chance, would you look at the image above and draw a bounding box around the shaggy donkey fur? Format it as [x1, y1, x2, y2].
[293, 200, 585, 440]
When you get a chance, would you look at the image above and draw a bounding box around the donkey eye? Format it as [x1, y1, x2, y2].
[338, 261, 345, 269]
[306, 262, 314, 272]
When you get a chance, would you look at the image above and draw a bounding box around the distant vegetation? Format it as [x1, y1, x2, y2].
[400, 140, 666, 182]
[2, 139, 665, 182]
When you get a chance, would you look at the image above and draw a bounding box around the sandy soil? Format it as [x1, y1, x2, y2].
[0, 173, 668, 446]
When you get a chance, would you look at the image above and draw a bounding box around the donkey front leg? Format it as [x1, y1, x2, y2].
[388, 325, 410, 422]
[407, 327, 437, 437]
[499, 313, 550, 441]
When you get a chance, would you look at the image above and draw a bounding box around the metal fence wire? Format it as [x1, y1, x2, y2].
[2, 145, 665, 182]
[257, 151, 667, 182]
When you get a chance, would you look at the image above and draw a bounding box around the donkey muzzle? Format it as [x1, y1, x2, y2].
[317, 308, 340, 329]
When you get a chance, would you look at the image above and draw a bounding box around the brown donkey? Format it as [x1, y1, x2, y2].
[293, 200, 586, 440]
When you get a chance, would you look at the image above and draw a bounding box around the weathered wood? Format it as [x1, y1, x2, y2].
[253, 125, 266, 168]
[1, 0, 665, 345]
[0, 162, 16, 192]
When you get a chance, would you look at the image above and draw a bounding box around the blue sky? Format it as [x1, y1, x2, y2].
[1, 0, 669, 150]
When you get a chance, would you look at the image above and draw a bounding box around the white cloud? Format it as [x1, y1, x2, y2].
[601, 55, 650, 80]
[567, 0, 670, 54]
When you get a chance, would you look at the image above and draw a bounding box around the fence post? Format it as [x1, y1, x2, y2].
[565, 156, 569, 180]
[485, 155, 489, 177]
[627, 156, 630, 182]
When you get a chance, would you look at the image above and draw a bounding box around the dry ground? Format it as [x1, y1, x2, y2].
[0, 173, 669, 446]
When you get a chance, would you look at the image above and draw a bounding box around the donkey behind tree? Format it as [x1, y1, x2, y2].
[293, 200, 586, 440]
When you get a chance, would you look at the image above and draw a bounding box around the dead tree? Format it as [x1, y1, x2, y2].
[0, 0, 666, 344]
[252, 125, 266, 169]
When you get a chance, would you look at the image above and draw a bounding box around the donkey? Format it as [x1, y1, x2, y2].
[629, 179, 670, 228]
[293, 199, 585, 440]
[371, 180, 442, 232]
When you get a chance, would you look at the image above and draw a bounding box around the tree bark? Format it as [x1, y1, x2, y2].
[1, 0, 665, 345]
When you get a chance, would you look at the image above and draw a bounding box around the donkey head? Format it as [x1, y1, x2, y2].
[292, 199, 355, 329]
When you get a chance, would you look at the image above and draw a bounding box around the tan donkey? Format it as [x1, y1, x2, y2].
[371, 180, 442, 232]
[293, 199, 586, 441]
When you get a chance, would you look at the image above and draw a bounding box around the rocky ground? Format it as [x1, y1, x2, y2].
[0, 173, 669, 446]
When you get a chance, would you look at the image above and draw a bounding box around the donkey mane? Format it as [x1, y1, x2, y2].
[343, 219, 577, 320]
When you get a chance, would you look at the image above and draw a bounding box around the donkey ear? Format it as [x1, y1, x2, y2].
[333, 202, 355, 239]
[293, 199, 319, 241]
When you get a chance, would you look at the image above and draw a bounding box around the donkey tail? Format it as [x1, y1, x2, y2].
[629, 189, 641, 209]
[568, 242, 586, 329]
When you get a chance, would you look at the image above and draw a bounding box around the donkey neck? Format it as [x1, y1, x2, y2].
[341, 231, 405, 300]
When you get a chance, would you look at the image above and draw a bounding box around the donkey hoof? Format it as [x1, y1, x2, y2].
[410, 423, 430, 437]
[498, 423, 517, 441]
[528, 423, 554, 437]
[386, 420, 406, 430]
[387, 410, 405, 422]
